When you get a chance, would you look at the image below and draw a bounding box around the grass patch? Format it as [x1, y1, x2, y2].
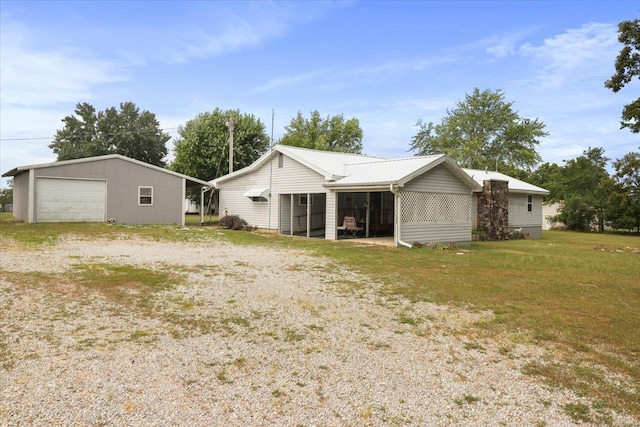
[398, 313, 420, 326]
[455, 394, 480, 407]
[563, 402, 591, 423]
[74, 263, 176, 313]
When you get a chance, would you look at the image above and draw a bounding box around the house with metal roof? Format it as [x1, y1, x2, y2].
[212, 145, 483, 247]
[2, 154, 211, 225]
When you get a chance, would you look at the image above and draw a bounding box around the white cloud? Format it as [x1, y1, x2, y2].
[0, 18, 126, 107]
[251, 54, 460, 95]
[166, 13, 287, 64]
[251, 68, 334, 93]
[518, 23, 619, 88]
[143, 2, 347, 65]
[0, 15, 127, 185]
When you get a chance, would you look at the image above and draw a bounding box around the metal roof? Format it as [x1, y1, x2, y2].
[2, 154, 211, 187]
[327, 155, 480, 191]
[211, 145, 545, 194]
[211, 144, 383, 185]
[463, 168, 549, 195]
[277, 144, 384, 179]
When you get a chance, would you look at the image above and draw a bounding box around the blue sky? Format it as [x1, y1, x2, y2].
[1, 1, 638, 187]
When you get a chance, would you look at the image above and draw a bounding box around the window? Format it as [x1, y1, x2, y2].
[527, 195, 533, 213]
[278, 153, 284, 168]
[139, 186, 153, 206]
[250, 196, 268, 203]
[299, 194, 313, 206]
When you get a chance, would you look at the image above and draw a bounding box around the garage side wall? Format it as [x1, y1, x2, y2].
[400, 165, 473, 245]
[12, 172, 30, 222]
[32, 158, 184, 225]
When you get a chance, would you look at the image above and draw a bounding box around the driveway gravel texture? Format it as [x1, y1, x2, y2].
[0, 232, 636, 426]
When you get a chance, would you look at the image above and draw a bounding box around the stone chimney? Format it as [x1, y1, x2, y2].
[476, 179, 509, 240]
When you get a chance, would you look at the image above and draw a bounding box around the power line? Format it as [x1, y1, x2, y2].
[0, 137, 52, 141]
[0, 126, 182, 142]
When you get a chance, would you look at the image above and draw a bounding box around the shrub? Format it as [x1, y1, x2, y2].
[218, 214, 253, 231]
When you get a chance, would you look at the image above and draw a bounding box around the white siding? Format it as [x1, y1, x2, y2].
[404, 165, 470, 194]
[217, 154, 328, 230]
[325, 191, 337, 240]
[509, 193, 544, 238]
[402, 223, 472, 244]
[399, 165, 473, 245]
[509, 194, 543, 228]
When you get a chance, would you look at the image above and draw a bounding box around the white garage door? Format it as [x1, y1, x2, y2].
[36, 178, 106, 222]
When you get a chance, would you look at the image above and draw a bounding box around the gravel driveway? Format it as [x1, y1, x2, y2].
[0, 233, 635, 426]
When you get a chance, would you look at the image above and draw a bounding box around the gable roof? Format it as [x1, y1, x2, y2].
[212, 145, 480, 191]
[2, 154, 211, 187]
[327, 155, 481, 190]
[463, 168, 549, 195]
[211, 144, 382, 185]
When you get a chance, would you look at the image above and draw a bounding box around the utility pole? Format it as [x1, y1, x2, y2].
[225, 117, 235, 174]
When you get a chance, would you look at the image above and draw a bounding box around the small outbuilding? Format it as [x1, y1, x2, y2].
[2, 154, 211, 225]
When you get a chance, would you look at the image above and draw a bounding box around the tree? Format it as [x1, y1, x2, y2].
[280, 110, 363, 154]
[554, 148, 612, 232]
[49, 102, 169, 166]
[0, 179, 12, 212]
[607, 149, 640, 232]
[171, 108, 270, 182]
[605, 19, 640, 133]
[409, 88, 548, 172]
[528, 162, 564, 201]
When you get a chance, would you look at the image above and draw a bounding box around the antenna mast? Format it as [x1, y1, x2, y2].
[226, 117, 235, 173]
[268, 108, 275, 231]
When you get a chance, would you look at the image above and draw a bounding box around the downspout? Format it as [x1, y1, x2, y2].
[389, 184, 412, 248]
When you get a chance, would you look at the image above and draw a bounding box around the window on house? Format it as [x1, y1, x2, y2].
[278, 153, 283, 168]
[299, 194, 313, 206]
[527, 195, 533, 212]
[250, 196, 268, 203]
[139, 186, 153, 206]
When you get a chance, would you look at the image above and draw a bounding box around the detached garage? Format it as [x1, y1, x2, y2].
[2, 154, 210, 225]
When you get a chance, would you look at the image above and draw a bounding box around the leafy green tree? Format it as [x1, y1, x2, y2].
[528, 162, 564, 201]
[280, 110, 363, 154]
[409, 88, 548, 172]
[607, 149, 640, 232]
[49, 102, 169, 166]
[605, 19, 640, 133]
[171, 108, 270, 181]
[554, 148, 613, 232]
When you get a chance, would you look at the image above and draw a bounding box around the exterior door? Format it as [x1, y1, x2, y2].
[36, 178, 106, 222]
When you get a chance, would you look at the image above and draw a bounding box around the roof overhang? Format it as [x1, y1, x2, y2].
[323, 183, 392, 192]
[2, 154, 212, 189]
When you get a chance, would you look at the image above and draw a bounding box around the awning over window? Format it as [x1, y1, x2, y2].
[243, 187, 270, 199]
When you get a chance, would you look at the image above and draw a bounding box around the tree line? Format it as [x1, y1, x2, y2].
[37, 19, 640, 233]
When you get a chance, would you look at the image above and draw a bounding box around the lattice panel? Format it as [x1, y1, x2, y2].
[400, 192, 471, 223]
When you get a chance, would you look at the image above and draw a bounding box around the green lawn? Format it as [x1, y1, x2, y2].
[1, 212, 638, 420]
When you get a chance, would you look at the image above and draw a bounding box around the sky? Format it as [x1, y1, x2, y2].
[1, 0, 638, 187]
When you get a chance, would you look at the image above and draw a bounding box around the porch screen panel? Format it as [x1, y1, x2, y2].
[401, 192, 471, 223]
